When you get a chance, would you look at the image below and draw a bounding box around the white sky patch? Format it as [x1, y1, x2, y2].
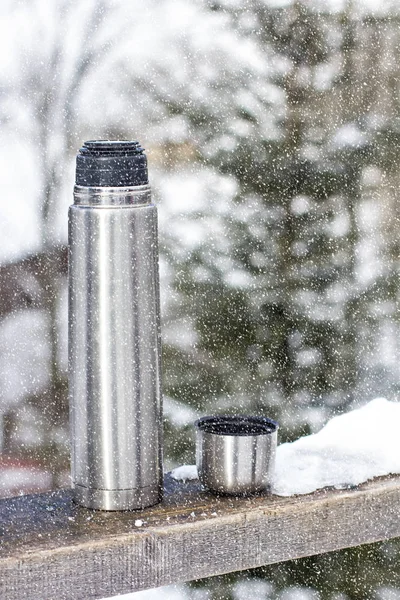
[233, 580, 275, 600]
[224, 269, 254, 289]
[326, 211, 350, 237]
[291, 195, 310, 216]
[0, 136, 42, 262]
[156, 168, 237, 216]
[101, 584, 193, 600]
[164, 396, 199, 428]
[162, 318, 198, 352]
[310, 0, 400, 14]
[331, 123, 367, 150]
[0, 309, 50, 409]
[0, 466, 52, 497]
[171, 398, 400, 496]
[264, 0, 294, 7]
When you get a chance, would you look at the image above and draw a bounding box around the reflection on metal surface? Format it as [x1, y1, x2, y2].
[195, 415, 278, 495]
[69, 141, 163, 511]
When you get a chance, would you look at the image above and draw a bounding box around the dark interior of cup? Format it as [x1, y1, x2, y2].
[195, 415, 278, 436]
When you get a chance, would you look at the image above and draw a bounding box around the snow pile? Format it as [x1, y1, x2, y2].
[274, 397, 400, 496]
[170, 464, 198, 482]
[171, 398, 400, 496]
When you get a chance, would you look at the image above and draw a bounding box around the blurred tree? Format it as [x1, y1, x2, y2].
[0, 0, 136, 480]
[2, 0, 400, 597]
[1, 0, 400, 481]
[190, 539, 400, 600]
[160, 0, 400, 442]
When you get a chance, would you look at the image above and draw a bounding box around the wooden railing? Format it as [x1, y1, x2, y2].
[1, 473, 400, 600]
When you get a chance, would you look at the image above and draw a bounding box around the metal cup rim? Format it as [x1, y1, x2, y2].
[194, 414, 279, 437]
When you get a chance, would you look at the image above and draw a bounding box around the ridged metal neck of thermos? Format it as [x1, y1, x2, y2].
[73, 184, 152, 206]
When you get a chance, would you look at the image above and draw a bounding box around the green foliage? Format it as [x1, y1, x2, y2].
[161, 0, 400, 453]
[189, 540, 400, 599]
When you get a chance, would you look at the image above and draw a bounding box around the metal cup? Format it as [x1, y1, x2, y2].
[195, 415, 278, 496]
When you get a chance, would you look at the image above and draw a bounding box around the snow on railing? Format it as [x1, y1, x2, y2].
[172, 398, 400, 496]
[2, 398, 400, 600]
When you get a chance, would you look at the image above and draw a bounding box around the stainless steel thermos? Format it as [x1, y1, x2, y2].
[69, 140, 163, 510]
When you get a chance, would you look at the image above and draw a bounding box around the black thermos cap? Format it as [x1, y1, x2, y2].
[75, 140, 148, 187]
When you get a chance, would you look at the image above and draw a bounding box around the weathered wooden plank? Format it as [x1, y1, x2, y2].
[1, 474, 400, 600]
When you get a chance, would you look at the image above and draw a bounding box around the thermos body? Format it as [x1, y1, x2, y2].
[69, 141, 163, 511]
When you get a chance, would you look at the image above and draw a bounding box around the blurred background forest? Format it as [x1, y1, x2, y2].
[1, 0, 400, 598]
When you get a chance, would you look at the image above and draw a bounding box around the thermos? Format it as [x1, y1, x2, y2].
[68, 140, 163, 510]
